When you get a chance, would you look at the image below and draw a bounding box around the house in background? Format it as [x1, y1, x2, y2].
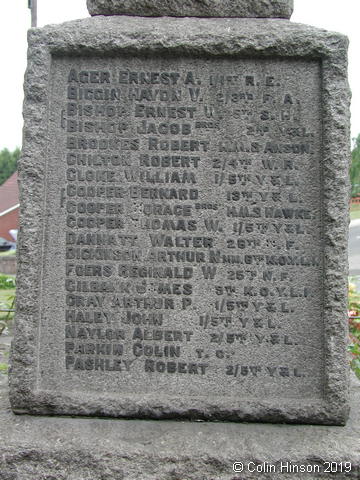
[0, 172, 19, 243]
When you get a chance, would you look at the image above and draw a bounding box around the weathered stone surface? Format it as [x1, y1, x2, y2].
[1, 377, 360, 479]
[86, 0, 294, 18]
[10, 16, 350, 425]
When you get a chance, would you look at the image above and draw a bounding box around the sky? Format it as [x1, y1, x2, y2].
[0, 0, 359, 151]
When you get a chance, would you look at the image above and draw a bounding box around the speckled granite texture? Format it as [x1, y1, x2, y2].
[86, 0, 294, 18]
[1, 377, 360, 479]
[10, 15, 350, 425]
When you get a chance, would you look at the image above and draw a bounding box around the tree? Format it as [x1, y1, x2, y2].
[350, 135, 360, 197]
[0, 148, 20, 186]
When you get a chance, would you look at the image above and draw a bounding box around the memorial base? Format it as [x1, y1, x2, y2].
[1, 375, 359, 480]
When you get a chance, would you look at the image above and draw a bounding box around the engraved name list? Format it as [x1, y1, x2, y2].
[38, 56, 323, 401]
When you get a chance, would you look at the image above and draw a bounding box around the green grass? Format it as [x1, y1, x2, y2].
[0, 288, 15, 328]
[0, 363, 8, 373]
[0, 288, 15, 304]
[0, 275, 15, 289]
[0, 249, 16, 257]
[350, 203, 360, 220]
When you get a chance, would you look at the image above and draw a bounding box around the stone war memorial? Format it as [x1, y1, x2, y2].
[2, 0, 360, 478]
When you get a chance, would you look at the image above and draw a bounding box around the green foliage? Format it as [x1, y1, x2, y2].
[350, 135, 360, 197]
[348, 280, 360, 379]
[0, 275, 15, 290]
[0, 363, 8, 374]
[0, 280, 15, 337]
[0, 147, 19, 186]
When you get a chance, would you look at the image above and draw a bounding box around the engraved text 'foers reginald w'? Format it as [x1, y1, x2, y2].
[36, 57, 324, 410]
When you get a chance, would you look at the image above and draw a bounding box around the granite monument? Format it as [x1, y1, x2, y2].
[10, 0, 351, 427]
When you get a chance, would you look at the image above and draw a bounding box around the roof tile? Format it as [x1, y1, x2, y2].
[0, 172, 19, 214]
